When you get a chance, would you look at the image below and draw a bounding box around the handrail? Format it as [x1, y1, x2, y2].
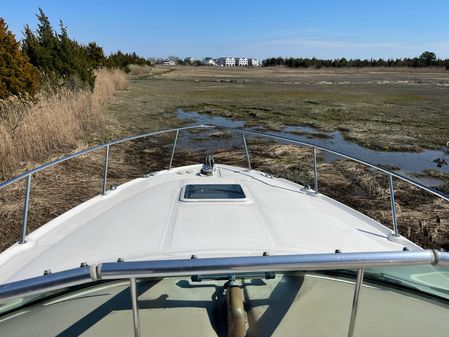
[97, 250, 437, 279]
[0, 125, 207, 190]
[2, 124, 447, 200]
[0, 250, 445, 302]
[0, 266, 93, 301]
[220, 126, 449, 202]
[0, 124, 448, 245]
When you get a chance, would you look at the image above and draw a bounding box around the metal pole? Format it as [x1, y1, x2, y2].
[130, 277, 141, 337]
[242, 132, 251, 170]
[347, 268, 364, 337]
[20, 174, 32, 244]
[388, 174, 399, 236]
[313, 147, 318, 194]
[169, 129, 179, 170]
[102, 145, 110, 195]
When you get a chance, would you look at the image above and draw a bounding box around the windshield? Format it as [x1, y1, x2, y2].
[0, 288, 70, 316]
[364, 264, 449, 300]
[0, 271, 448, 337]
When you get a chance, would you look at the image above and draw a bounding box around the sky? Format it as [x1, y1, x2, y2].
[2, 0, 449, 60]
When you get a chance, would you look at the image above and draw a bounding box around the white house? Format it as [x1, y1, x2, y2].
[203, 57, 217, 66]
[227, 57, 236, 66]
[249, 58, 260, 66]
[213, 56, 260, 67]
[236, 57, 248, 66]
[218, 57, 235, 66]
[163, 59, 176, 66]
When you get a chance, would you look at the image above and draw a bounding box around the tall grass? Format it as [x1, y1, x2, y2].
[0, 69, 128, 180]
[124, 64, 153, 78]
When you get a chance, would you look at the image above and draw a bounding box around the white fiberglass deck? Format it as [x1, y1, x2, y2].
[0, 164, 417, 283]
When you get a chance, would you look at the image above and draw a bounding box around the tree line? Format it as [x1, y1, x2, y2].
[263, 52, 449, 69]
[0, 8, 151, 100]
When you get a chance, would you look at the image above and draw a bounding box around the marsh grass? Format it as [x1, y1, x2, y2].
[0, 69, 128, 180]
[134, 65, 449, 151]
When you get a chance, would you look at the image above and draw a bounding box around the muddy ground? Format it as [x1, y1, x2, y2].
[115, 66, 449, 151]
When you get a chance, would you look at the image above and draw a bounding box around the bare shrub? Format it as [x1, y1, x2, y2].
[124, 64, 153, 78]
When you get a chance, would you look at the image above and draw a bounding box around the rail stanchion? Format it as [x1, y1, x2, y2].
[169, 129, 179, 170]
[19, 174, 32, 244]
[242, 132, 251, 170]
[388, 174, 399, 236]
[130, 277, 141, 337]
[313, 147, 318, 194]
[347, 268, 364, 337]
[102, 145, 110, 195]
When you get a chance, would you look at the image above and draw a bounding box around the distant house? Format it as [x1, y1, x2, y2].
[203, 57, 217, 66]
[185, 57, 195, 64]
[218, 57, 235, 66]
[236, 57, 248, 66]
[212, 56, 259, 67]
[249, 58, 260, 66]
[226, 57, 235, 66]
[163, 59, 176, 66]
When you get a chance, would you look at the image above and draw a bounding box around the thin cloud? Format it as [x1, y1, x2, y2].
[209, 36, 449, 59]
[257, 37, 401, 49]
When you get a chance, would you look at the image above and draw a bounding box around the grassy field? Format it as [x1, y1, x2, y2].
[112, 65, 449, 152]
[1, 65, 448, 251]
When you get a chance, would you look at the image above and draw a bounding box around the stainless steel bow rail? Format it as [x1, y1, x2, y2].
[0, 250, 448, 337]
[1, 125, 448, 244]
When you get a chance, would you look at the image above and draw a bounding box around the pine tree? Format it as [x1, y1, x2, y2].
[22, 25, 40, 68]
[56, 21, 95, 89]
[419, 51, 437, 67]
[22, 10, 58, 88]
[56, 22, 79, 77]
[22, 9, 96, 90]
[34, 8, 56, 72]
[0, 17, 41, 100]
[86, 42, 106, 68]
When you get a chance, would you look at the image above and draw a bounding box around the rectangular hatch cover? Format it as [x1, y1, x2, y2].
[183, 184, 246, 200]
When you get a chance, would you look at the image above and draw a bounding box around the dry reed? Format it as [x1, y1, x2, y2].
[125, 64, 153, 78]
[0, 68, 128, 180]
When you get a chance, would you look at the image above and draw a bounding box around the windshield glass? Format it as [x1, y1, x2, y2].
[0, 272, 448, 337]
[364, 264, 449, 300]
[0, 288, 69, 316]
